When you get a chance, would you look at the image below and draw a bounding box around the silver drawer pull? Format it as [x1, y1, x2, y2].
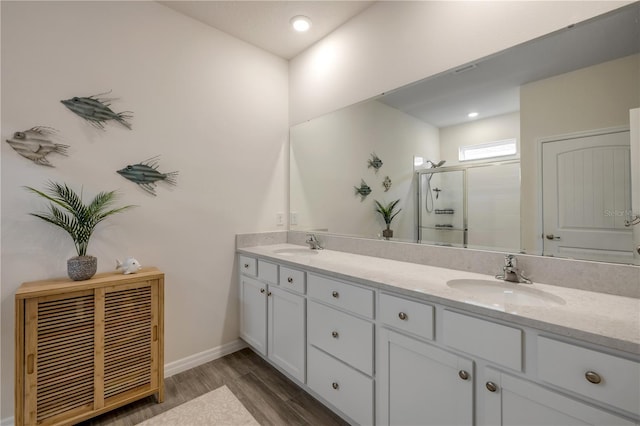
[332, 382, 339, 390]
[332, 291, 339, 298]
[458, 370, 469, 380]
[331, 331, 339, 338]
[260, 288, 265, 294]
[287, 277, 293, 283]
[585, 371, 602, 384]
[486, 381, 498, 392]
[398, 312, 408, 321]
[244, 263, 249, 268]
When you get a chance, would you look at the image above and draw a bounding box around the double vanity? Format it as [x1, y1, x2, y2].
[237, 239, 640, 425]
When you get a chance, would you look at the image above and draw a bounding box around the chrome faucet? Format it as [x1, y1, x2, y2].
[496, 254, 532, 284]
[305, 233, 323, 250]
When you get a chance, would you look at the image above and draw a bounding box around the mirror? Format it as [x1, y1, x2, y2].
[290, 3, 640, 264]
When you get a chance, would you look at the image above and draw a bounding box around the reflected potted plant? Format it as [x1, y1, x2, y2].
[25, 181, 134, 281]
[374, 199, 401, 240]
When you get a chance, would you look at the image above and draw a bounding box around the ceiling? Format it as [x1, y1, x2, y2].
[159, 1, 375, 59]
[379, 2, 640, 128]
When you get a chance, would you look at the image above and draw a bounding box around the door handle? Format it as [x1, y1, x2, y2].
[545, 234, 560, 240]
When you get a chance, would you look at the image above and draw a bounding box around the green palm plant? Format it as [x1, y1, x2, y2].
[374, 199, 402, 225]
[25, 181, 134, 257]
[375, 199, 402, 240]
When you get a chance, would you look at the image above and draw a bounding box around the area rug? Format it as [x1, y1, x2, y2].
[137, 385, 260, 425]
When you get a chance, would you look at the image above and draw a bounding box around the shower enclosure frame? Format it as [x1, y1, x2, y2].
[416, 159, 520, 247]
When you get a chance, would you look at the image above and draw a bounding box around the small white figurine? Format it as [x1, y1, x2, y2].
[116, 257, 142, 274]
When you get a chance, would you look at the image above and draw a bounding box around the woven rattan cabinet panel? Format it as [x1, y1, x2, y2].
[15, 268, 164, 426]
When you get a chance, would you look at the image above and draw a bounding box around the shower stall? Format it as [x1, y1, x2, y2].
[417, 160, 521, 250]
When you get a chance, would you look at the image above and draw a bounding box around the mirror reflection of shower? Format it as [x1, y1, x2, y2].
[424, 159, 446, 213]
[417, 160, 521, 250]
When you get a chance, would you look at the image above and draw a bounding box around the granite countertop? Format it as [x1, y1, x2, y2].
[238, 243, 640, 356]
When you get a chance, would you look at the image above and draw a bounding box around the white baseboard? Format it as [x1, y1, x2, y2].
[0, 340, 248, 426]
[164, 339, 247, 378]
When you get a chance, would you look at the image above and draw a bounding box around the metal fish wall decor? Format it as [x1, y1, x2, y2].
[354, 179, 372, 200]
[5, 127, 69, 167]
[367, 152, 383, 171]
[117, 156, 178, 196]
[383, 176, 392, 192]
[61, 91, 133, 130]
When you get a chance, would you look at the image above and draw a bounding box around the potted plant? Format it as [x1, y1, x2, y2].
[374, 199, 401, 240]
[25, 181, 134, 281]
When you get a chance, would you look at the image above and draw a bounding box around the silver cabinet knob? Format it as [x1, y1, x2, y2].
[244, 263, 249, 268]
[287, 277, 293, 283]
[485, 381, 498, 392]
[458, 370, 469, 380]
[332, 382, 339, 390]
[331, 331, 339, 338]
[398, 312, 408, 321]
[585, 371, 602, 384]
[267, 291, 272, 297]
[260, 288, 265, 294]
[332, 291, 339, 298]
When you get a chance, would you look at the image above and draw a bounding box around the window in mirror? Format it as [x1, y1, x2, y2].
[458, 138, 517, 162]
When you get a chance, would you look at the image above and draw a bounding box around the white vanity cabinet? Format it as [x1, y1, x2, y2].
[239, 257, 306, 382]
[238, 248, 639, 426]
[482, 368, 636, 426]
[306, 273, 375, 425]
[378, 328, 473, 426]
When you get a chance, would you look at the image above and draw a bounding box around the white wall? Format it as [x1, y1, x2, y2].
[1, 1, 288, 420]
[289, 1, 630, 125]
[290, 100, 439, 240]
[440, 112, 520, 166]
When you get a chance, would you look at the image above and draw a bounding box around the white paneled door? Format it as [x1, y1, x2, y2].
[542, 130, 633, 263]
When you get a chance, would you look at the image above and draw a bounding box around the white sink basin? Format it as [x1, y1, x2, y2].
[446, 279, 565, 308]
[273, 248, 320, 257]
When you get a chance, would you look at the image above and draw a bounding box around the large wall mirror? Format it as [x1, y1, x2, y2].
[290, 3, 640, 265]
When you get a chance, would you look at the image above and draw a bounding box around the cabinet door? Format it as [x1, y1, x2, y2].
[482, 367, 635, 426]
[268, 286, 305, 382]
[101, 280, 160, 404]
[378, 329, 473, 426]
[239, 276, 267, 355]
[24, 290, 96, 425]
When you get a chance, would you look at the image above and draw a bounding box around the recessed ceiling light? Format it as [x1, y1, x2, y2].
[291, 16, 312, 32]
[468, 112, 479, 118]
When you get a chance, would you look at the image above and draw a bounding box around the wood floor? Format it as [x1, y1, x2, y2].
[78, 347, 349, 426]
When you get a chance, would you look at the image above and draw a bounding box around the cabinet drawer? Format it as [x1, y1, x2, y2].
[443, 310, 522, 371]
[258, 260, 278, 284]
[307, 346, 373, 426]
[239, 255, 257, 276]
[379, 293, 434, 340]
[537, 336, 640, 416]
[279, 266, 306, 294]
[307, 274, 374, 318]
[308, 301, 374, 375]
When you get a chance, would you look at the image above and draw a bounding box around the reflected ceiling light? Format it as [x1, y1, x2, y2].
[291, 15, 312, 32]
[468, 112, 479, 118]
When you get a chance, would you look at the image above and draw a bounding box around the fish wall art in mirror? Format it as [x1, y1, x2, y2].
[5, 126, 69, 166]
[368, 152, 383, 171]
[61, 91, 133, 130]
[117, 156, 178, 196]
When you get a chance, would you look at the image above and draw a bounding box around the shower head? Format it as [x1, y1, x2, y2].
[426, 160, 446, 168]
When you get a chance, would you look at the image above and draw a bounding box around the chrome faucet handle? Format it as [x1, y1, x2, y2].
[504, 254, 516, 268]
[305, 233, 323, 250]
